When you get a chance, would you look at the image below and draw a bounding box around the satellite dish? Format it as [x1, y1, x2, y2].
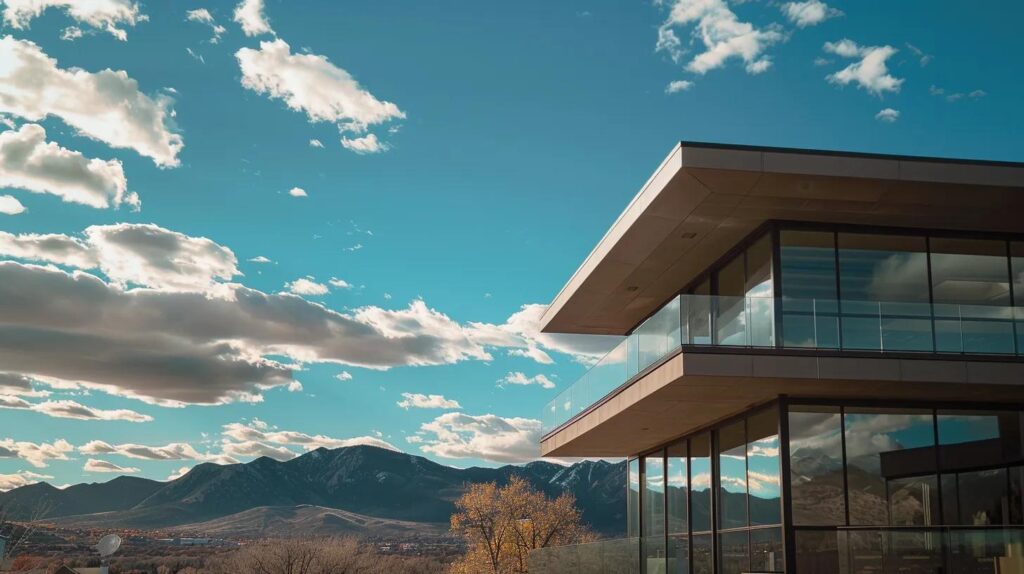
[96, 534, 121, 557]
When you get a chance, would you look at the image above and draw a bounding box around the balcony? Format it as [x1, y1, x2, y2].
[528, 528, 1024, 573]
[543, 294, 1024, 435]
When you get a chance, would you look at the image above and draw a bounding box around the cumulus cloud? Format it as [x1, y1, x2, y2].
[285, 276, 329, 296]
[186, 8, 226, 43]
[0, 123, 135, 209]
[665, 80, 693, 94]
[4, 399, 153, 422]
[335, 371, 353, 382]
[221, 419, 399, 462]
[308, 139, 324, 148]
[0, 195, 26, 215]
[288, 186, 308, 197]
[233, 0, 272, 37]
[0, 36, 182, 166]
[0, 372, 47, 396]
[167, 466, 192, 480]
[656, 0, 783, 76]
[1, 0, 144, 40]
[248, 255, 273, 264]
[236, 39, 404, 149]
[0, 258, 614, 407]
[824, 39, 903, 95]
[499, 372, 556, 389]
[0, 470, 52, 491]
[415, 412, 542, 463]
[84, 458, 139, 473]
[780, 0, 841, 28]
[328, 277, 352, 289]
[875, 108, 899, 122]
[397, 393, 461, 410]
[0, 438, 73, 468]
[0, 224, 240, 293]
[79, 440, 236, 464]
[340, 133, 387, 154]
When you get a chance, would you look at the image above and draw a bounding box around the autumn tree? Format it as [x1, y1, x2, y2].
[449, 477, 595, 574]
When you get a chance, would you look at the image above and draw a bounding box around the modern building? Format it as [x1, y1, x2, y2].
[528, 143, 1024, 574]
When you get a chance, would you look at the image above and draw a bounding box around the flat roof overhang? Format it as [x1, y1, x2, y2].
[540, 351, 1024, 457]
[541, 143, 1024, 336]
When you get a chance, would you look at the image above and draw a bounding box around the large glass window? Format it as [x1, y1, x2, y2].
[932, 238, 1014, 354]
[643, 452, 666, 572]
[690, 434, 713, 534]
[629, 458, 641, 538]
[780, 230, 839, 348]
[747, 409, 781, 526]
[838, 233, 932, 352]
[667, 442, 688, 574]
[788, 405, 846, 525]
[844, 408, 938, 526]
[718, 421, 747, 529]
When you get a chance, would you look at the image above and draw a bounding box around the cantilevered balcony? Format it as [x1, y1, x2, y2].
[541, 293, 1024, 456]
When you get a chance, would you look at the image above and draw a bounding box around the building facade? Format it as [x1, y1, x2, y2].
[529, 143, 1024, 573]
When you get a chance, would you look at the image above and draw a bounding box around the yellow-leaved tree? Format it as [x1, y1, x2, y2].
[449, 476, 596, 574]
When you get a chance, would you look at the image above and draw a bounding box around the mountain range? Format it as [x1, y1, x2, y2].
[0, 445, 627, 537]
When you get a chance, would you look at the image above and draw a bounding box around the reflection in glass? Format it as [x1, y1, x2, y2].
[788, 406, 846, 525]
[780, 230, 839, 348]
[687, 280, 712, 345]
[747, 409, 781, 526]
[958, 468, 1007, 525]
[643, 453, 666, 573]
[667, 442, 688, 535]
[691, 534, 712, 574]
[718, 531, 749, 574]
[690, 434, 712, 533]
[629, 458, 640, 538]
[933, 238, 1014, 354]
[838, 233, 932, 352]
[795, 530, 839, 573]
[716, 253, 747, 346]
[638, 297, 681, 370]
[844, 408, 937, 526]
[667, 534, 689, 574]
[750, 528, 783, 573]
[718, 421, 747, 529]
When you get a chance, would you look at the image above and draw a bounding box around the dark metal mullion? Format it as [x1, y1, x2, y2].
[1007, 240, 1019, 355]
[834, 231, 844, 351]
[742, 417, 752, 573]
[926, 236, 939, 354]
[711, 430, 720, 574]
[778, 398, 796, 574]
[932, 409, 944, 526]
[772, 224, 784, 350]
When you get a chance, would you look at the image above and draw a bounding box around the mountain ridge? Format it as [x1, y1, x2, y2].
[0, 445, 627, 536]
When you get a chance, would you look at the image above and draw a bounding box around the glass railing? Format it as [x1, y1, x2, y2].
[543, 294, 1024, 433]
[798, 527, 1024, 573]
[527, 537, 640, 574]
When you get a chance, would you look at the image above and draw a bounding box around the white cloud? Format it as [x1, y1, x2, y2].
[340, 133, 388, 154]
[397, 392, 461, 410]
[416, 412, 542, 463]
[285, 276, 329, 296]
[499, 371, 556, 389]
[665, 80, 693, 94]
[0, 195, 25, 215]
[309, 138, 324, 148]
[344, 243, 363, 252]
[875, 108, 899, 122]
[233, 0, 272, 37]
[60, 25, 82, 41]
[79, 440, 236, 463]
[906, 43, 932, 67]
[0, 123, 134, 209]
[656, 0, 783, 76]
[0, 470, 52, 491]
[824, 39, 903, 95]
[167, 466, 191, 480]
[0, 372, 49, 396]
[248, 255, 273, 263]
[84, 458, 139, 473]
[27, 399, 152, 422]
[1, 0, 145, 41]
[236, 39, 404, 147]
[186, 8, 225, 43]
[0, 36, 182, 167]
[288, 186, 308, 197]
[335, 371, 353, 382]
[468, 303, 621, 365]
[221, 419, 399, 462]
[780, 1, 841, 28]
[328, 277, 352, 289]
[930, 85, 987, 103]
[0, 438, 73, 468]
[0, 223, 240, 293]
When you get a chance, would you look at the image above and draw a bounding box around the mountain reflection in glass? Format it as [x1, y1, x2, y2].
[788, 405, 846, 525]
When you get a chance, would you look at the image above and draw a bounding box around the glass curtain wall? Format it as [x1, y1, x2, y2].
[788, 403, 1024, 573]
[634, 409, 782, 574]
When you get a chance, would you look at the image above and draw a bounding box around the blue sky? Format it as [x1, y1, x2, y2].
[0, 0, 1020, 489]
